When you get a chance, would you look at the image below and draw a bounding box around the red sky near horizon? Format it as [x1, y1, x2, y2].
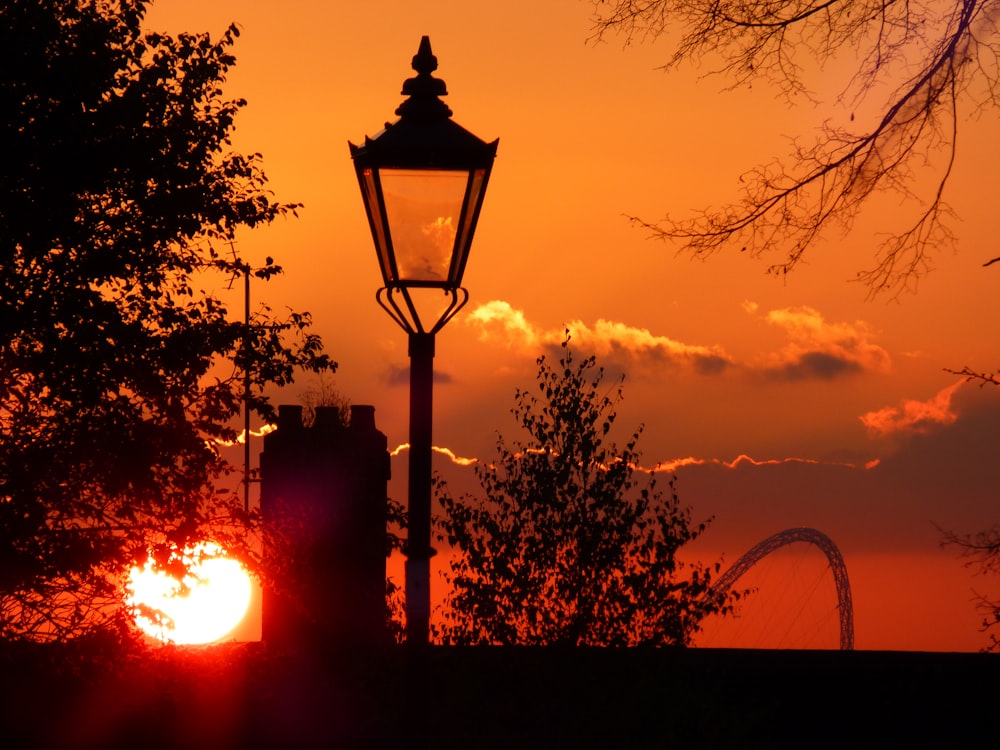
[147, 0, 1000, 652]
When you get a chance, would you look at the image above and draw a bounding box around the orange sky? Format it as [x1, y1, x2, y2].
[146, 0, 1000, 651]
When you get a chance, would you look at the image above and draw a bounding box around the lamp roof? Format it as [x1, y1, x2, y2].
[349, 36, 498, 170]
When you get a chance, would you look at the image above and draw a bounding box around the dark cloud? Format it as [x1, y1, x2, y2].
[693, 353, 731, 376]
[746, 305, 891, 380]
[764, 351, 864, 381]
[465, 304, 734, 379]
[675, 383, 1000, 558]
[544, 336, 733, 381]
[383, 364, 454, 387]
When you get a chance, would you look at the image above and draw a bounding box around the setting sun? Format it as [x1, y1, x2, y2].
[128, 543, 253, 645]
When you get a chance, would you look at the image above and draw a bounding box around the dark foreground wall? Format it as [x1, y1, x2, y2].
[3, 644, 998, 749]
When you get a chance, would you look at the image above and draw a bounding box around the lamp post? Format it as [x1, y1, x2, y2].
[349, 36, 497, 645]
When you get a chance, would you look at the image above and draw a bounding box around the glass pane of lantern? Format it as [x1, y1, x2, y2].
[454, 168, 486, 272]
[361, 168, 393, 282]
[379, 168, 469, 283]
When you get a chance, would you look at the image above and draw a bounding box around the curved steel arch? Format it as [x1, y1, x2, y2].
[713, 527, 854, 650]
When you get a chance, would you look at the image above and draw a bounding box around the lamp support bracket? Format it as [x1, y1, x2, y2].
[376, 285, 469, 336]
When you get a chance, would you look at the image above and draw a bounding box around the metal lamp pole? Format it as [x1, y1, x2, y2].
[405, 331, 435, 643]
[349, 37, 497, 645]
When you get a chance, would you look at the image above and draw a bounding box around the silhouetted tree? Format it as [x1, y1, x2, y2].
[435, 334, 732, 646]
[590, 0, 1000, 296]
[0, 1, 333, 641]
[299, 374, 351, 429]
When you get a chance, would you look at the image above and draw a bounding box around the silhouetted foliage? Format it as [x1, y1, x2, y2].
[385, 496, 407, 643]
[590, 0, 1000, 296]
[0, 1, 333, 641]
[940, 364, 1000, 650]
[940, 523, 1000, 651]
[299, 374, 351, 429]
[435, 333, 731, 646]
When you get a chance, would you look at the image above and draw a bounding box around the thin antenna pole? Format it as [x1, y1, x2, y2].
[243, 265, 251, 513]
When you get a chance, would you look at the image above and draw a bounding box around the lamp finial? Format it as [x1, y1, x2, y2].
[396, 36, 452, 119]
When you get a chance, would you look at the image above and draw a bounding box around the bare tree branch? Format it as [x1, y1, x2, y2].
[944, 365, 1000, 386]
[591, 0, 1000, 295]
[940, 524, 1000, 651]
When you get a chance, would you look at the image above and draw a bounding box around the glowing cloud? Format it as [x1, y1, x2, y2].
[391, 443, 478, 466]
[859, 381, 963, 437]
[660, 453, 866, 472]
[467, 301, 891, 382]
[213, 424, 277, 447]
[563, 319, 732, 375]
[751, 304, 891, 379]
[394, 441, 871, 477]
[657, 456, 707, 472]
[465, 301, 731, 376]
[466, 300, 541, 349]
[433, 446, 479, 467]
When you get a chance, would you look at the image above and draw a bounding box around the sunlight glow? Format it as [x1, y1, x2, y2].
[128, 543, 252, 645]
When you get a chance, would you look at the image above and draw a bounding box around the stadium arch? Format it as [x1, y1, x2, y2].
[712, 527, 854, 650]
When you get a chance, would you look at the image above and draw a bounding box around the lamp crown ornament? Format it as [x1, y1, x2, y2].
[396, 36, 452, 120]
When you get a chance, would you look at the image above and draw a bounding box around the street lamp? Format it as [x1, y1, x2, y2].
[349, 36, 498, 645]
